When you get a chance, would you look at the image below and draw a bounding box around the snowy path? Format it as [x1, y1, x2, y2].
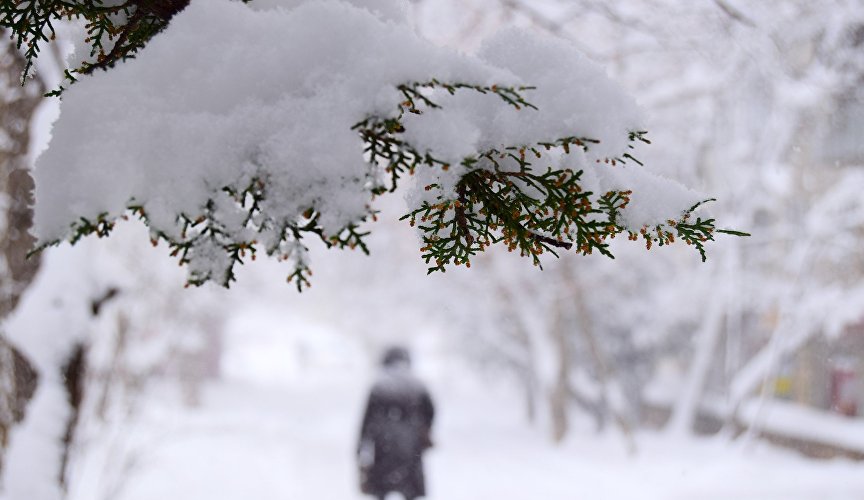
[70, 367, 864, 500]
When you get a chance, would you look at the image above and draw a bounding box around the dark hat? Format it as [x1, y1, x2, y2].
[381, 346, 411, 367]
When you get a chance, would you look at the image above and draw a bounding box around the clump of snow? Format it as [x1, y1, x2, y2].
[593, 164, 707, 228]
[0, 383, 68, 500]
[34, 0, 704, 280]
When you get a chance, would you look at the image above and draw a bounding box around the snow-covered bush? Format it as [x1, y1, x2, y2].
[4, 0, 742, 289]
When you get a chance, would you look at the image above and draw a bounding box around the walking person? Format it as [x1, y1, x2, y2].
[357, 346, 435, 500]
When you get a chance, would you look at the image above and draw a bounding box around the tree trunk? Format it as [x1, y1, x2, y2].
[0, 38, 44, 318]
[0, 340, 38, 445]
[0, 35, 47, 474]
[547, 297, 571, 443]
[559, 259, 637, 453]
[667, 300, 724, 434]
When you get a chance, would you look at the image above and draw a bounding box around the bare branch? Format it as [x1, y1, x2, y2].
[712, 0, 757, 28]
[498, 0, 565, 35]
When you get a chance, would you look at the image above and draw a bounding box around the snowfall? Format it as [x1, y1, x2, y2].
[4, 0, 864, 498]
[6, 213, 860, 500]
[65, 315, 864, 500]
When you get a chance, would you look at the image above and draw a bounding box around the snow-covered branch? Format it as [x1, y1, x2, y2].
[23, 0, 738, 289]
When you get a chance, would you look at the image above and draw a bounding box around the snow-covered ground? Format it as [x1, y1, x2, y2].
[66, 319, 864, 500]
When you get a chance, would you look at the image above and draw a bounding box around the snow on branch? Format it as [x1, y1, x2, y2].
[24, 0, 743, 290]
[0, 0, 202, 88]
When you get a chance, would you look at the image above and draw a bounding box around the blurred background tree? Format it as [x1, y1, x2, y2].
[413, 0, 864, 448]
[0, 33, 46, 474]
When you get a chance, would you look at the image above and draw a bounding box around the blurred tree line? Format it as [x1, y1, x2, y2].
[414, 0, 864, 451]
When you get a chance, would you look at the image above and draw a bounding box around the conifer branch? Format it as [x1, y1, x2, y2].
[24, 65, 742, 288]
[2, 0, 191, 87]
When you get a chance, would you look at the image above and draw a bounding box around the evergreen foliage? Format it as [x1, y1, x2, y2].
[7, 1, 745, 290]
[1, 0, 210, 90]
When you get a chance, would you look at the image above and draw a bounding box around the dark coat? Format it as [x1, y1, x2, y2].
[358, 367, 434, 500]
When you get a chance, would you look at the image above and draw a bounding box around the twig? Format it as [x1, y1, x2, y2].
[456, 183, 474, 245]
[712, 0, 756, 28]
[531, 232, 572, 250]
[499, 0, 565, 35]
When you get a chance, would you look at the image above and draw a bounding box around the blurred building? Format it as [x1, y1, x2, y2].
[776, 324, 864, 418]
